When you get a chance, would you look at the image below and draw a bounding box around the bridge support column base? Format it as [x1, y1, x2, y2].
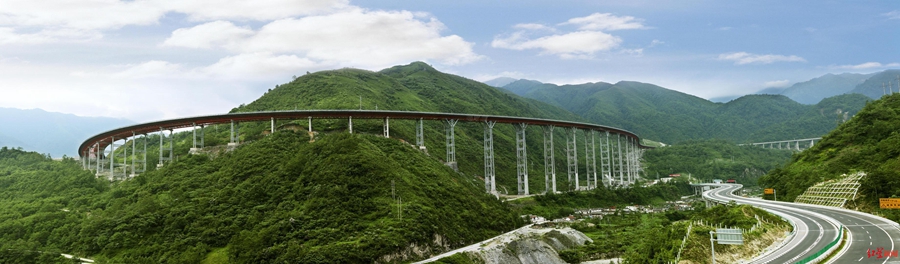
[444, 162, 458, 171]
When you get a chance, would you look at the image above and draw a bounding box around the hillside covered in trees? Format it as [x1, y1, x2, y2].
[0, 132, 524, 263]
[760, 93, 900, 220]
[501, 79, 871, 144]
[642, 140, 794, 187]
[228, 61, 602, 193]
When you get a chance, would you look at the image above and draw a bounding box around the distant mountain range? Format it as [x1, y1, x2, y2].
[703, 70, 895, 104]
[490, 78, 871, 144]
[489, 70, 893, 105]
[0, 108, 133, 157]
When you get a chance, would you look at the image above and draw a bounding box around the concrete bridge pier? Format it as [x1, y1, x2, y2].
[542, 125, 556, 193]
[383, 117, 390, 138]
[566, 127, 579, 190]
[190, 123, 201, 154]
[616, 133, 624, 185]
[600, 131, 612, 187]
[108, 136, 115, 179]
[589, 130, 597, 189]
[514, 123, 528, 195]
[444, 119, 458, 171]
[159, 128, 174, 166]
[583, 131, 592, 189]
[416, 118, 425, 151]
[94, 142, 100, 175]
[483, 121, 496, 194]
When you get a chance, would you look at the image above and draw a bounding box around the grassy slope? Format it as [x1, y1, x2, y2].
[760, 93, 900, 220]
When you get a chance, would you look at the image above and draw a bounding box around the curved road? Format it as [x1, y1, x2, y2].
[705, 184, 900, 263]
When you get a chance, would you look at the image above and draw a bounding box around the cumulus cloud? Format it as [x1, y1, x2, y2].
[163, 9, 480, 68]
[561, 13, 647, 31]
[492, 13, 647, 59]
[834, 62, 900, 70]
[717, 52, 806, 65]
[513, 23, 555, 31]
[764, 80, 791, 88]
[0, 27, 102, 44]
[493, 31, 621, 59]
[884, 10, 900, 20]
[162, 21, 253, 49]
[0, 0, 347, 43]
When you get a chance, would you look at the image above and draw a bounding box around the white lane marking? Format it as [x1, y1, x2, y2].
[860, 256, 865, 261]
[706, 186, 834, 264]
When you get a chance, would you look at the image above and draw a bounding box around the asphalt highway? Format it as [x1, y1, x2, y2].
[704, 184, 900, 263]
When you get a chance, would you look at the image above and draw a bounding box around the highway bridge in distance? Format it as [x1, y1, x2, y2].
[704, 184, 900, 263]
[78, 110, 651, 195]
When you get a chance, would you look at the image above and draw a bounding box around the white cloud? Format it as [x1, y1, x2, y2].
[764, 80, 791, 88]
[717, 52, 806, 65]
[163, 8, 481, 68]
[717, 27, 732, 31]
[620, 48, 643, 56]
[649, 39, 664, 47]
[200, 52, 324, 80]
[513, 23, 555, 31]
[561, 13, 647, 31]
[113, 60, 184, 79]
[884, 10, 900, 20]
[0, 0, 347, 44]
[492, 31, 621, 59]
[0, 27, 102, 44]
[162, 21, 253, 49]
[834, 62, 900, 70]
[166, 0, 349, 21]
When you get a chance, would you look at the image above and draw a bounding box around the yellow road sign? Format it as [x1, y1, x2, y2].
[880, 198, 900, 209]
[764, 188, 774, 195]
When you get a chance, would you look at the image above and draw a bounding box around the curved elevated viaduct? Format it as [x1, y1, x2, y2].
[79, 110, 650, 195]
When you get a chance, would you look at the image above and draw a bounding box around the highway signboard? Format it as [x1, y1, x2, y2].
[880, 198, 900, 209]
[764, 188, 774, 195]
[715, 228, 744, 245]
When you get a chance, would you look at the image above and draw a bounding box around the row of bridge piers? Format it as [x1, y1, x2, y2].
[82, 116, 644, 195]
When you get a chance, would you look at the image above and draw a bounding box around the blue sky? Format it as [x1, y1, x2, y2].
[0, 0, 897, 122]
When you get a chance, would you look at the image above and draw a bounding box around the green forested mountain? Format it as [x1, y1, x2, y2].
[641, 140, 793, 186]
[778, 73, 872, 104]
[501, 79, 871, 144]
[849, 69, 900, 100]
[0, 132, 524, 263]
[230, 62, 595, 193]
[760, 93, 900, 221]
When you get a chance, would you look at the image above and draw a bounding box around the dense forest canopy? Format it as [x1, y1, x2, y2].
[761, 93, 900, 220]
[642, 140, 794, 187]
[502, 79, 871, 144]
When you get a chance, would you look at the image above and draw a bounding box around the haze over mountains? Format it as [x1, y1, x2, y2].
[489, 70, 895, 106]
[0, 108, 132, 157]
